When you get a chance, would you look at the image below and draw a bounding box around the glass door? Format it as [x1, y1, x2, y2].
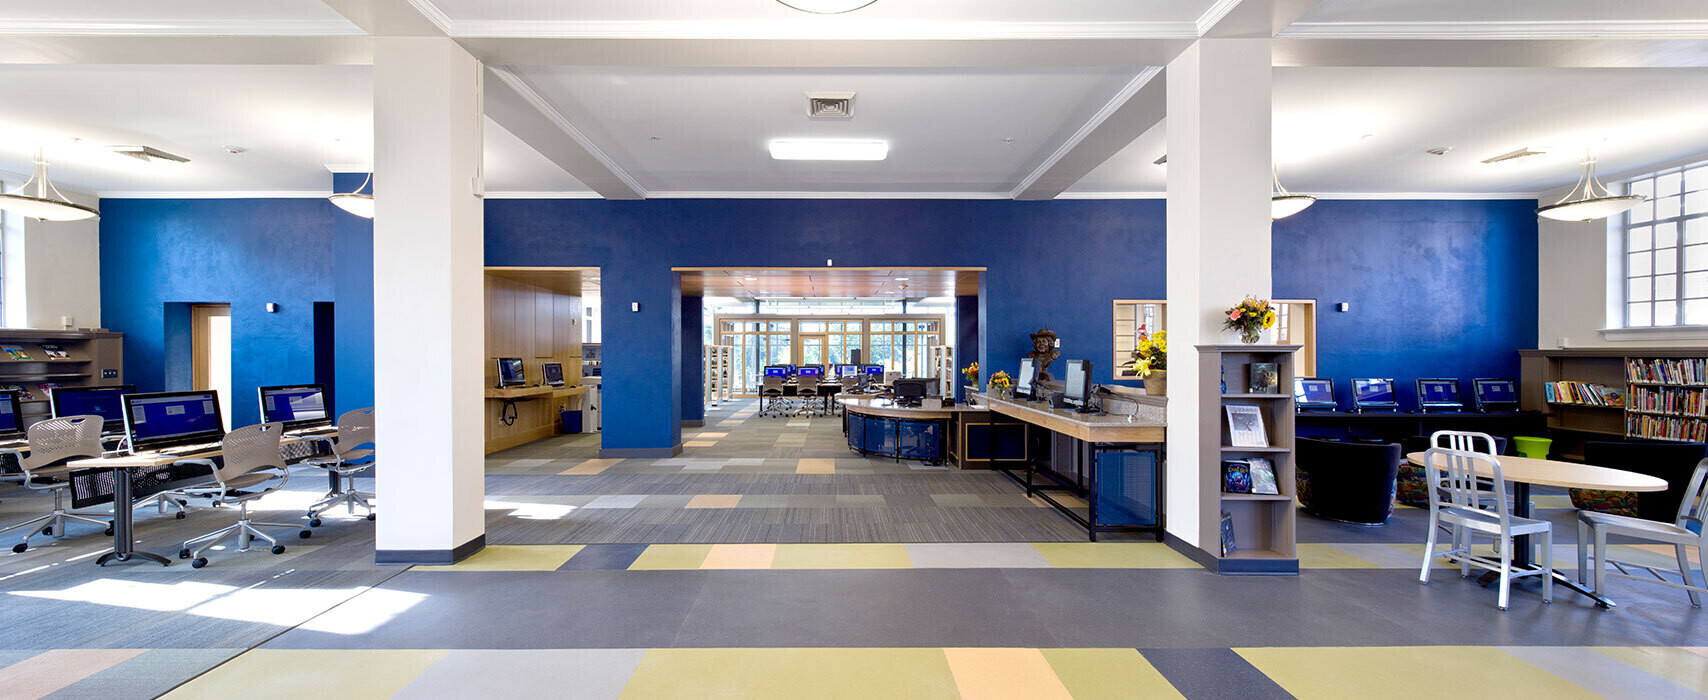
[800, 334, 827, 367]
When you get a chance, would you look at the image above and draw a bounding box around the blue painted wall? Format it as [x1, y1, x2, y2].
[1273, 199, 1539, 410]
[681, 294, 704, 423]
[332, 172, 375, 417]
[955, 294, 980, 401]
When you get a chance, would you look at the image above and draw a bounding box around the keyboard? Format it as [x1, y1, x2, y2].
[158, 442, 221, 456]
[289, 426, 337, 437]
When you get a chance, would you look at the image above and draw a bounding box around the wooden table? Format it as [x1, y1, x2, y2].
[1405, 451, 1666, 607]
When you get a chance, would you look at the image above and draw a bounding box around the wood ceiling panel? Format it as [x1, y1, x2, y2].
[485, 266, 598, 295]
[676, 267, 983, 298]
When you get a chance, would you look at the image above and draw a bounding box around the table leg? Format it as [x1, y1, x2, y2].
[96, 468, 170, 567]
[1472, 481, 1618, 607]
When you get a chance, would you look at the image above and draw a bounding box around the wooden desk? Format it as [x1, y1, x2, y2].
[485, 385, 589, 453]
[976, 393, 1165, 443]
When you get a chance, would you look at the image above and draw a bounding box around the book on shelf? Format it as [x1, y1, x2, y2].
[1629, 386, 1708, 417]
[1544, 380, 1624, 407]
[1219, 511, 1237, 556]
[1223, 460, 1253, 494]
[1, 345, 30, 361]
[38, 344, 68, 359]
[1248, 362, 1279, 394]
[1248, 457, 1279, 495]
[1626, 413, 1708, 442]
[1627, 357, 1708, 385]
[0, 383, 34, 400]
[1225, 405, 1269, 447]
[36, 382, 60, 397]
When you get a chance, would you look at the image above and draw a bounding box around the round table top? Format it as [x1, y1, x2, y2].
[1405, 451, 1667, 492]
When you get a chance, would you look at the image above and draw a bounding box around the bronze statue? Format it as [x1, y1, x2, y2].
[1028, 328, 1060, 380]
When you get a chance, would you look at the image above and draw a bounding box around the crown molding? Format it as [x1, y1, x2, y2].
[0, 19, 364, 37]
[646, 191, 1010, 200]
[404, 0, 456, 36]
[486, 66, 648, 197]
[1195, 0, 1246, 36]
[484, 191, 603, 199]
[1054, 191, 1166, 199]
[1010, 66, 1162, 199]
[98, 191, 330, 199]
[324, 164, 372, 174]
[1055, 191, 1539, 200]
[1279, 20, 1708, 40]
[446, 19, 1198, 40]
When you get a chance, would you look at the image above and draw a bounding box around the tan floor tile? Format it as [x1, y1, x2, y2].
[686, 494, 743, 509]
[796, 458, 836, 474]
[560, 458, 621, 475]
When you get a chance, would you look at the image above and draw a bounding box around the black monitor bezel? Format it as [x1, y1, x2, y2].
[1016, 357, 1038, 399]
[1473, 378, 1520, 410]
[862, 364, 885, 376]
[764, 364, 791, 379]
[123, 390, 226, 452]
[49, 384, 135, 432]
[1293, 377, 1337, 410]
[1415, 378, 1464, 409]
[542, 362, 566, 386]
[497, 357, 527, 387]
[797, 366, 824, 378]
[0, 390, 23, 438]
[257, 383, 331, 430]
[1351, 377, 1400, 408]
[1063, 359, 1092, 407]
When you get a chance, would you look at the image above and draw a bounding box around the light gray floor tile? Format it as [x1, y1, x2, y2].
[585, 495, 647, 509]
[905, 543, 1052, 568]
[395, 649, 647, 700]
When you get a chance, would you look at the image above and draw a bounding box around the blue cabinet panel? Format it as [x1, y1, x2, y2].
[897, 420, 943, 460]
[863, 416, 896, 456]
[964, 421, 1027, 461]
[847, 412, 865, 451]
[1095, 449, 1159, 527]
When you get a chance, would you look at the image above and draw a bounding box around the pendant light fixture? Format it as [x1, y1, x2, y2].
[328, 171, 374, 219]
[1271, 166, 1315, 221]
[777, 0, 878, 14]
[1537, 150, 1644, 222]
[0, 150, 99, 222]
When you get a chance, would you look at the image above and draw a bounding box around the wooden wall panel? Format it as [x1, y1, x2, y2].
[484, 271, 585, 453]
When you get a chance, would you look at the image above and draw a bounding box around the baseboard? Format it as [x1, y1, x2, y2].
[682, 419, 705, 427]
[598, 445, 682, 459]
[1163, 531, 1219, 569]
[375, 533, 486, 566]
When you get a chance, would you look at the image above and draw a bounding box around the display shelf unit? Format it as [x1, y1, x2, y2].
[704, 344, 734, 409]
[1521, 349, 1708, 459]
[0, 329, 125, 427]
[1198, 344, 1300, 575]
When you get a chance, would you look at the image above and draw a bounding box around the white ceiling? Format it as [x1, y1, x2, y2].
[1296, 0, 1708, 25]
[0, 0, 359, 33]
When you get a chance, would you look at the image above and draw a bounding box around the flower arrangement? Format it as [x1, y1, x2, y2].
[1128, 326, 1167, 378]
[1223, 297, 1277, 344]
[988, 370, 1012, 390]
[961, 362, 980, 386]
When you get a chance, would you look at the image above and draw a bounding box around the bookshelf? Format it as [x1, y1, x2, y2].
[1520, 349, 1708, 459]
[1198, 344, 1301, 574]
[0, 329, 125, 427]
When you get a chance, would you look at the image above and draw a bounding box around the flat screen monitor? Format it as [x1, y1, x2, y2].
[542, 362, 565, 387]
[497, 357, 526, 387]
[1064, 359, 1092, 410]
[258, 384, 329, 429]
[863, 365, 885, 377]
[0, 391, 21, 437]
[1352, 378, 1399, 409]
[1016, 357, 1037, 399]
[123, 390, 224, 452]
[1474, 378, 1520, 411]
[798, 366, 823, 378]
[892, 378, 929, 402]
[50, 384, 135, 433]
[764, 365, 790, 378]
[1293, 377, 1336, 410]
[834, 364, 859, 378]
[1416, 378, 1463, 409]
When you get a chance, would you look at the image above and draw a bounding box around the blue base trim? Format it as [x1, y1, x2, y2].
[682, 419, 705, 428]
[1164, 532, 1300, 575]
[375, 533, 485, 566]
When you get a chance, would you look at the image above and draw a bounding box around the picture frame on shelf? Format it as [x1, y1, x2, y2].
[1225, 404, 1269, 447]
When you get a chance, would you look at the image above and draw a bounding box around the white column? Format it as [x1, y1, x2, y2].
[1164, 39, 1273, 550]
[372, 37, 487, 562]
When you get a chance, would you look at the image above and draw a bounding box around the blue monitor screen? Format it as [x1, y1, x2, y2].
[1418, 380, 1461, 406]
[1294, 378, 1334, 406]
[764, 366, 789, 378]
[798, 366, 823, 377]
[127, 392, 223, 446]
[863, 365, 884, 376]
[498, 358, 525, 386]
[261, 386, 327, 425]
[1477, 380, 1518, 404]
[0, 395, 17, 434]
[52, 386, 132, 428]
[835, 365, 859, 377]
[1353, 378, 1397, 405]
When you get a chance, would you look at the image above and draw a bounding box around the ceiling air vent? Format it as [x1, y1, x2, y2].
[806, 91, 855, 118]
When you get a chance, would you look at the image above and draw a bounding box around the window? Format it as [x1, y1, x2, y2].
[1623, 160, 1708, 327]
[1112, 300, 1165, 379]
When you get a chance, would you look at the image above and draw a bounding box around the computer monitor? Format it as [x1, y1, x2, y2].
[786, 364, 799, 378]
[892, 378, 930, 405]
[1293, 377, 1336, 410]
[1473, 378, 1520, 412]
[497, 357, 526, 387]
[834, 364, 859, 378]
[0, 391, 22, 438]
[863, 364, 885, 377]
[49, 384, 135, 433]
[542, 362, 565, 387]
[258, 384, 329, 429]
[764, 365, 790, 378]
[1352, 378, 1400, 411]
[1016, 357, 1037, 399]
[1063, 359, 1093, 411]
[798, 366, 823, 378]
[122, 390, 225, 452]
[1416, 378, 1463, 411]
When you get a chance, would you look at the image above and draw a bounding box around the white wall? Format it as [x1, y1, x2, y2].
[1, 182, 101, 330]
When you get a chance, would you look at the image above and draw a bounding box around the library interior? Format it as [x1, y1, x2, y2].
[3, 1, 1708, 698]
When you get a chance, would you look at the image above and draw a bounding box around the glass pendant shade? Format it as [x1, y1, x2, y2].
[1537, 153, 1643, 222]
[777, 0, 878, 14]
[1270, 166, 1315, 220]
[0, 151, 98, 222]
[328, 172, 375, 219]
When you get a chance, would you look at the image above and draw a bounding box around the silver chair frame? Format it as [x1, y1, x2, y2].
[1418, 446, 1554, 610]
[0, 416, 112, 551]
[1578, 457, 1708, 607]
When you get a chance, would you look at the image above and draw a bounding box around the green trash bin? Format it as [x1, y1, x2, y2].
[1513, 436, 1552, 459]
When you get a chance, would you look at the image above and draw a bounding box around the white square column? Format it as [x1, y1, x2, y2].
[1164, 39, 1273, 550]
[372, 37, 487, 563]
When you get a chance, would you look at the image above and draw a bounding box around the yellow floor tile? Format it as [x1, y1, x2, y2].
[944, 648, 1073, 700]
[698, 432, 729, 438]
[561, 458, 622, 475]
[1627, 543, 1702, 564]
[628, 544, 714, 570]
[685, 494, 743, 509]
[1029, 543, 1201, 569]
[414, 545, 585, 572]
[1028, 494, 1088, 508]
[1236, 647, 1598, 700]
[771, 543, 913, 569]
[0, 649, 146, 699]
[1295, 544, 1382, 569]
[1593, 647, 1708, 690]
[796, 458, 836, 474]
[683, 440, 718, 447]
[618, 648, 958, 700]
[1041, 649, 1185, 700]
[702, 543, 776, 569]
[1682, 647, 1708, 659]
[164, 650, 446, 699]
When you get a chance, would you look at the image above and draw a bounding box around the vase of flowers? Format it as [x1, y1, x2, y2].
[988, 370, 1013, 399]
[1223, 297, 1277, 344]
[961, 362, 980, 389]
[1128, 327, 1168, 397]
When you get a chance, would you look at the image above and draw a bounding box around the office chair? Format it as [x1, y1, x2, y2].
[0, 416, 113, 553]
[300, 407, 376, 528]
[796, 375, 823, 417]
[173, 422, 297, 568]
[759, 376, 786, 418]
[838, 376, 859, 414]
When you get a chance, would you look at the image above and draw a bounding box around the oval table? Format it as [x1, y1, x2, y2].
[1405, 451, 1667, 608]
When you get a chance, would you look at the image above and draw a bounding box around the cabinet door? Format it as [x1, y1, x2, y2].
[848, 411, 865, 450]
[897, 420, 941, 460]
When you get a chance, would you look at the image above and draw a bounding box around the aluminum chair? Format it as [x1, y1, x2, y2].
[1418, 446, 1553, 609]
[0, 416, 112, 553]
[1578, 457, 1708, 606]
[795, 376, 823, 416]
[1429, 430, 1522, 558]
[300, 407, 376, 529]
[759, 376, 787, 418]
[173, 423, 296, 568]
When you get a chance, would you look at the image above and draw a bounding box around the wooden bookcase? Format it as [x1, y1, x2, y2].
[1198, 344, 1301, 574]
[0, 328, 125, 428]
[1520, 348, 1708, 460]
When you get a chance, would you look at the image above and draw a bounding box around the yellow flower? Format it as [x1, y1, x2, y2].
[1262, 310, 1276, 328]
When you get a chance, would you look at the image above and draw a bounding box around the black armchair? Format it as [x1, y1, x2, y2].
[1579, 441, 1708, 521]
[1296, 437, 1402, 525]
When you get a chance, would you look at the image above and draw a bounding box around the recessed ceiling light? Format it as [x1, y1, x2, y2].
[769, 139, 888, 161]
[224, 145, 247, 155]
[1481, 147, 1549, 164]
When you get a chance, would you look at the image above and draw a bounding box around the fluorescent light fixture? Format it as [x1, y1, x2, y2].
[769, 139, 888, 161]
[0, 150, 98, 222]
[109, 145, 190, 164]
[777, 0, 878, 14]
[1481, 147, 1549, 165]
[1537, 151, 1644, 222]
[894, 277, 909, 281]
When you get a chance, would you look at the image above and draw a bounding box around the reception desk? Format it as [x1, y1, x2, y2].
[840, 396, 989, 466]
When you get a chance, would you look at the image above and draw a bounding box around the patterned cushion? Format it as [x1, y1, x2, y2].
[1569, 488, 1638, 517]
[1396, 463, 1429, 506]
[1296, 469, 1315, 511]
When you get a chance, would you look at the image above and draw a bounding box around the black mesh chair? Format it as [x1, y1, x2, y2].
[1295, 437, 1402, 525]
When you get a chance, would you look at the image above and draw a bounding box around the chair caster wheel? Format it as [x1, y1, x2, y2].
[190, 557, 208, 569]
[299, 530, 312, 539]
[309, 518, 322, 528]
[178, 499, 188, 506]
[105, 526, 114, 536]
[178, 548, 190, 559]
[270, 545, 286, 555]
[11, 543, 26, 553]
[41, 527, 51, 536]
[367, 514, 376, 521]
[175, 512, 186, 519]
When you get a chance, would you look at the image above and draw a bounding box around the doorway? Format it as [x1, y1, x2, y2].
[191, 303, 232, 430]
